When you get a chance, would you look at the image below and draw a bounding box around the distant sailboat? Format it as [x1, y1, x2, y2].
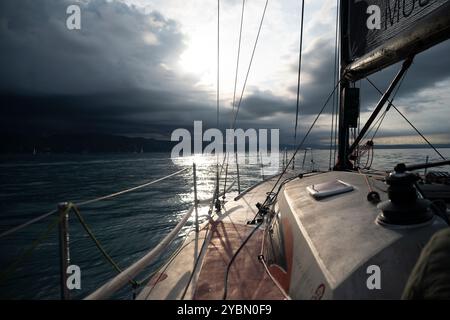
[33, 147, 37, 155]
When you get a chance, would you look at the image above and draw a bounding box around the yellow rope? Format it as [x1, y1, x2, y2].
[67, 203, 139, 287]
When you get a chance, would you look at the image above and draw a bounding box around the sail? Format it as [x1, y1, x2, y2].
[342, 0, 450, 80]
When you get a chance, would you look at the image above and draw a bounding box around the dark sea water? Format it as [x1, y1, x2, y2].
[0, 148, 449, 299]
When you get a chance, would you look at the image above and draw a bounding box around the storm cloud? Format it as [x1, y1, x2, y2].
[1, 0, 449, 145]
[0, 0, 217, 136]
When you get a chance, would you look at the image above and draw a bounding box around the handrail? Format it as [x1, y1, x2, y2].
[86, 177, 236, 299]
[234, 172, 282, 201]
[198, 180, 236, 205]
[75, 168, 190, 207]
[0, 168, 189, 239]
[1, 162, 240, 300]
[85, 205, 195, 300]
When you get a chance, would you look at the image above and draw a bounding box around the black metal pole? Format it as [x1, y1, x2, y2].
[347, 57, 413, 157]
[235, 153, 241, 194]
[336, 79, 351, 170]
[335, 0, 352, 171]
[193, 163, 199, 233]
[222, 162, 228, 200]
[405, 160, 450, 172]
[58, 202, 70, 300]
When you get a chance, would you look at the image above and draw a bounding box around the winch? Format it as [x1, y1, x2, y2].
[377, 163, 434, 226]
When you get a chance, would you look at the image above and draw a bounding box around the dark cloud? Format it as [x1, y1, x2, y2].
[0, 0, 186, 94]
[0, 0, 218, 137]
[1, 90, 212, 135]
[228, 31, 450, 144]
[360, 39, 450, 112]
[284, 35, 450, 115]
[232, 37, 341, 124]
[1, 0, 449, 145]
[238, 89, 293, 119]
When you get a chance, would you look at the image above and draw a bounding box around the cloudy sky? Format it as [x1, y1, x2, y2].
[1, 0, 449, 146]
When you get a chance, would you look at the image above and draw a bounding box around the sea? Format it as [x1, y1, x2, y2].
[1, 148, 449, 299]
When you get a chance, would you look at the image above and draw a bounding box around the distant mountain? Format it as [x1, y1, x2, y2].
[1, 133, 448, 154]
[0, 133, 177, 154]
[279, 144, 450, 150]
[373, 144, 450, 149]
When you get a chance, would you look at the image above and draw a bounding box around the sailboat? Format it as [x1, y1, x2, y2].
[2, 0, 449, 301]
[82, 0, 450, 300]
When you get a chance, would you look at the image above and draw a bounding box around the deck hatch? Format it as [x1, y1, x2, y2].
[306, 180, 354, 200]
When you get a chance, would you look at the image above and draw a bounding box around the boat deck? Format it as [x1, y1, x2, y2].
[278, 170, 448, 299]
[193, 221, 284, 300]
[137, 169, 449, 300]
[137, 174, 294, 300]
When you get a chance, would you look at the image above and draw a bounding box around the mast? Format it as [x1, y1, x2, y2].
[335, 0, 352, 170]
[335, 0, 450, 171]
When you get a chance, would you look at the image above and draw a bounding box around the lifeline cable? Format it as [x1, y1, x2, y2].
[366, 77, 446, 161]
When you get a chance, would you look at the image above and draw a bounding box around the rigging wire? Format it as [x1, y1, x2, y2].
[329, 94, 336, 170]
[215, 0, 221, 206]
[215, 0, 221, 185]
[365, 77, 447, 161]
[1, 203, 138, 288]
[294, 0, 305, 142]
[366, 70, 407, 142]
[351, 71, 408, 168]
[0, 168, 189, 239]
[363, 107, 388, 143]
[216, 0, 268, 193]
[329, 0, 339, 170]
[217, 0, 220, 131]
[0, 213, 61, 285]
[333, 0, 340, 168]
[370, 108, 389, 141]
[219, 0, 269, 191]
[230, 0, 246, 128]
[231, 0, 269, 129]
[350, 66, 408, 168]
[357, 80, 362, 167]
[222, 82, 341, 300]
[224, 0, 246, 201]
[263, 80, 341, 205]
[263, 81, 341, 206]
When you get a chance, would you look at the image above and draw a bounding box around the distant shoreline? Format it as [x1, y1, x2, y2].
[1, 147, 449, 156]
[1, 133, 449, 154]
